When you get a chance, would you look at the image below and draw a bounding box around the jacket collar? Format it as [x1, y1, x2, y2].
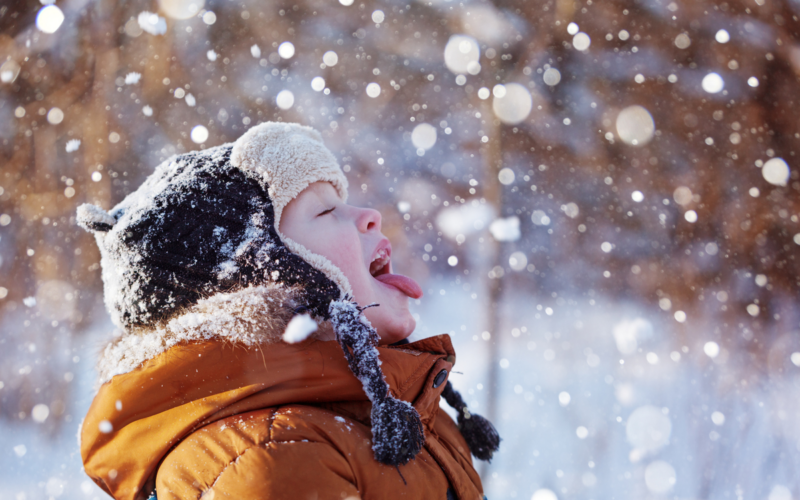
[82, 285, 456, 500]
[95, 284, 304, 386]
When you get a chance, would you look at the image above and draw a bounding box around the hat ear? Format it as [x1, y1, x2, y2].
[76, 203, 116, 233]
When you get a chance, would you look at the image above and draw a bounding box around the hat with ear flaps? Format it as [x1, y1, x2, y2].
[76, 121, 499, 466]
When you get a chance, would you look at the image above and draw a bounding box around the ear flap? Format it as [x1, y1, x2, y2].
[76, 203, 116, 233]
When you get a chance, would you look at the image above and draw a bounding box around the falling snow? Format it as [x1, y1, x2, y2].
[124, 72, 141, 85]
[1, 1, 799, 499]
[65, 139, 81, 152]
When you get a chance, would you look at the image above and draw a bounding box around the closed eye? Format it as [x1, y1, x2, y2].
[317, 207, 335, 217]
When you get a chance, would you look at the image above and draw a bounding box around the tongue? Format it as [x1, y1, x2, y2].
[375, 273, 423, 299]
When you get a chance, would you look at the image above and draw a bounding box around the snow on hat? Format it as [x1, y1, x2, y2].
[76, 121, 498, 466]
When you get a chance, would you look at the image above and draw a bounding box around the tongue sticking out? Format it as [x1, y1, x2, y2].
[375, 273, 423, 299]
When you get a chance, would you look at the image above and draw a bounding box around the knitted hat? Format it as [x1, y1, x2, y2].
[77, 122, 499, 465]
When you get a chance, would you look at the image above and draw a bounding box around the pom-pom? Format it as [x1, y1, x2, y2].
[370, 396, 425, 466]
[455, 408, 501, 462]
[76, 203, 116, 233]
[442, 381, 501, 461]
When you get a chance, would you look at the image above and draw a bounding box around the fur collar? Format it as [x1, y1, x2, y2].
[96, 284, 330, 387]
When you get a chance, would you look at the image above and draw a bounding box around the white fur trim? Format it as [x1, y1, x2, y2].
[231, 121, 352, 297]
[280, 233, 353, 297]
[95, 285, 309, 387]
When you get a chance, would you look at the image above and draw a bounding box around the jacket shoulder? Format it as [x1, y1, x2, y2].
[156, 404, 362, 499]
[156, 404, 455, 500]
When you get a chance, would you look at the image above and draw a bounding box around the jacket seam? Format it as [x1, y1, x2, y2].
[273, 405, 359, 489]
[198, 408, 278, 499]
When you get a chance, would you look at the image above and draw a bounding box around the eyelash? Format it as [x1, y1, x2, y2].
[318, 207, 335, 216]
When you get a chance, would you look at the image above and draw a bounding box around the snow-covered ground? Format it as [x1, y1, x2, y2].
[0, 319, 109, 500]
[414, 280, 799, 500]
[3, 278, 798, 500]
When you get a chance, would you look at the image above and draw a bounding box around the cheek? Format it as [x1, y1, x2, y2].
[303, 227, 368, 290]
[336, 250, 371, 301]
[331, 251, 366, 292]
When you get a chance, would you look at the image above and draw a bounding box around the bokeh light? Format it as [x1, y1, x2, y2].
[276, 90, 294, 109]
[543, 67, 561, 86]
[762, 158, 790, 186]
[365, 82, 381, 98]
[278, 42, 295, 59]
[323, 51, 338, 66]
[190, 125, 208, 143]
[158, 0, 205, 20]
[572, 32, 591, 51]
[492, 83, 532, 125]
[616, 105, 655, 146]
[443, 35, 479, 75]
[411, 123, 437, 151]
[702, 72, 725, 93]
[36, 5, 65, 34]
[311, 77, 325, 92]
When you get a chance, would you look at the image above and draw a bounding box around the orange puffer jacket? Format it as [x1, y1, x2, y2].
[80, 286, 485, 500]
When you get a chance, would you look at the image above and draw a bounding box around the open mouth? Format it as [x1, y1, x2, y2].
[369, 248, 391, 278]
[366, 242, 423, 299]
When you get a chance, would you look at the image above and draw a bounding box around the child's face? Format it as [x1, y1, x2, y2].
[280, 181, 422, 344]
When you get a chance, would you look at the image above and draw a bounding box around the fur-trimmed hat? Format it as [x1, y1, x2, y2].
[77, 122, 499, 466]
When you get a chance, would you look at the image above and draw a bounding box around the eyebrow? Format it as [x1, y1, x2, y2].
[316, 186, 342, 203]
[307, 191, 333, 214]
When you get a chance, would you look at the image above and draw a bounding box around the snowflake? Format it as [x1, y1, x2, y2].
[65, 139, 81, 153]
[124, 72, 141, 85]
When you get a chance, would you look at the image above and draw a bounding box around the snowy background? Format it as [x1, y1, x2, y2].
[1, 0, 799, 499]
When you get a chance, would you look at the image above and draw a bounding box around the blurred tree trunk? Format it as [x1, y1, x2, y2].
[479, 101, 504, 479]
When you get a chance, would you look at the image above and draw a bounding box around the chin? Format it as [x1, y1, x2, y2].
[372, 311, 416, 345]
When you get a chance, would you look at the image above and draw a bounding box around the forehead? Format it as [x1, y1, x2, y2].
[303, 181, 339, 198]
[292, 181, 340, 206]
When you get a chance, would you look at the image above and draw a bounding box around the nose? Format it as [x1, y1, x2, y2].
[356, 206, 382, 234]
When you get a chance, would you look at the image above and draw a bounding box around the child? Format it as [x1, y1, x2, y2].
[77, 122, 499, 500]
